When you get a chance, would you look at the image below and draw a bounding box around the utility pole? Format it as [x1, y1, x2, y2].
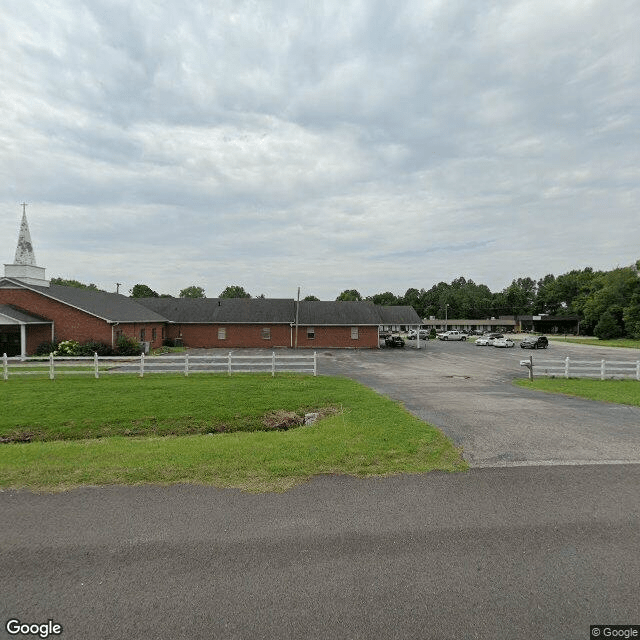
[445, 303, 449, 332]
[116, 283, 122, 294]
[294, 287, 300, 349]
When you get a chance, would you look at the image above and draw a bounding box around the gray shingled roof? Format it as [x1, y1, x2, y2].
[298, 301, 378, 325]
[0, 304, 51, 324]
[0, 279, 168, 323]
[136, 297, 422, 326]
[136, 297, 295, 323]
[377, 305, 422, 325]
[1, 278, 422, 327]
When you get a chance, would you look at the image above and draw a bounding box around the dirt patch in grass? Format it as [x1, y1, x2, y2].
[0, 406, 343, 443]
[262, 406, 341, 430]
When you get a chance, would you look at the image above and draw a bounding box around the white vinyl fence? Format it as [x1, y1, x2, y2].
[2, 352, 317, 380]
[523, 356, 640, 380]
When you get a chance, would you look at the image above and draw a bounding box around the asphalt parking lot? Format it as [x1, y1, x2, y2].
[317, 338, 640, 467]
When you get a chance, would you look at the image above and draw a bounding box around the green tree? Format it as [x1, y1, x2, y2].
[336, 289, 362, 301]
[219, 285, 250, 299]
[370, 291, 399, 306]
[51, 277, 100, 291]
[594, 310, 624, 340]
[501, 277, 537, 315]
[623, 295, 640, 339]
[304, 295, 320, 301]
[180, 286, 206, 298]
[130, 283, 159, 298]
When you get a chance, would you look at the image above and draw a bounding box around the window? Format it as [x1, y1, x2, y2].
[140, 328, 146, 341]
[152, 328, 157, 341]
[307, 327, 315, 339]
[261, 327, 271, 340]
[218, 327, 226, 340]
[351, 327, 359, 340]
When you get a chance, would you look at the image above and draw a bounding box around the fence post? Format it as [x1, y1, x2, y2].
[184, 352, 189, 377]
[140, 353, 145, 378]
[564, 356, 570, 378]
[3, 353, 7, 381]
[272, 352, 276, 377]
[228, 352, 232, 376]
[601, 359, 606, 380]
[94, 352, 99, 379]
[637, 361, 640, 382]
[49, 353, 55, 380]
[313, 351, 317, 376]
[528, 355, 533, 381]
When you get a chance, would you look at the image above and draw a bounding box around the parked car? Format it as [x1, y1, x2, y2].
[385, 335, 405, 348]
[493, 337, 515, 348]
[437, 330, 468, 341]
[406, 329, 429, 340]
[476, 332, 503, 346]
[520, 335, 549, 349]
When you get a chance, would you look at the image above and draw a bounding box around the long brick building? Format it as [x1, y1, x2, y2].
[0, 210, 420, 356]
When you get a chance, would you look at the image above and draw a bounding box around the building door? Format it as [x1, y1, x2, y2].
[0, 328, 21, 357]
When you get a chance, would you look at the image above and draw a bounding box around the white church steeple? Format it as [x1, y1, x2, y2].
[4, 203, 50, 287]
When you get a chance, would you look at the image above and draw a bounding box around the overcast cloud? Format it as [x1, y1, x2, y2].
[1, 0, 638, 299]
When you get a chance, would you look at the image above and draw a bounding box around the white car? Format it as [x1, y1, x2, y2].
[474, 336, 492, 346]
[493, 337, 515, 348]
[437, 330, 468, 341]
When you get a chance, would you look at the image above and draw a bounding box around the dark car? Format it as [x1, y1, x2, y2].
[385, 335, 405, 348]
[520, 335, 549, 349]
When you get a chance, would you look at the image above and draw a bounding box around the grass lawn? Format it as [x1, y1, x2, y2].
[547, 336, 640, 349]
[514, 377, 640, 406]
[0, 374, 467, 492]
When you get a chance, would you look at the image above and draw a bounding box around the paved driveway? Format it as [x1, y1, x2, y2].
[317, 340, 640, 467]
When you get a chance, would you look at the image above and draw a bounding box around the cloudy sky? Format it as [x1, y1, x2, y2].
[1, 0, 638, 299]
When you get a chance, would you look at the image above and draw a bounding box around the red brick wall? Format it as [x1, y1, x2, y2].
[112, 323, 165, 350]
[27, 325, 54, 354]
[0, 288, 163, 354]
[294, 326, 378, 349]
[166, 324, 292, 348]
[165, 324, 379, 348]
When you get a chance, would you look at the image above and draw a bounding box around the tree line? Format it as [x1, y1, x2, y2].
[332, 261, 640, 339]
[51, 258, 640, 339]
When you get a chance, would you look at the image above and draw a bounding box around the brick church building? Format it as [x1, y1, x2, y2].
[1, 209, 420, 357]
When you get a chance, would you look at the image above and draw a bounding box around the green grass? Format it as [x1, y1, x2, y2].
[0, 374, 467, 491]
[514, 377, 640, 405]
[547, 336, 640, 348]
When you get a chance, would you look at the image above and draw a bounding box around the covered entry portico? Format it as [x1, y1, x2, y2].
[0, 305, 53, 358]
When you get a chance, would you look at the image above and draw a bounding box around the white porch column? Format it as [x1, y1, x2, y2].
[20, 324, 27, 359]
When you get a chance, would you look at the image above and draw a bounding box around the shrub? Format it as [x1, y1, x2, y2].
[35, 341, 59, 356]
[78, 340, 114, 356]
[55, 340, 82, 356]
[162, 338, 175, 347]
[429, 328, 437, 339]
[115, 335, 143, 355]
